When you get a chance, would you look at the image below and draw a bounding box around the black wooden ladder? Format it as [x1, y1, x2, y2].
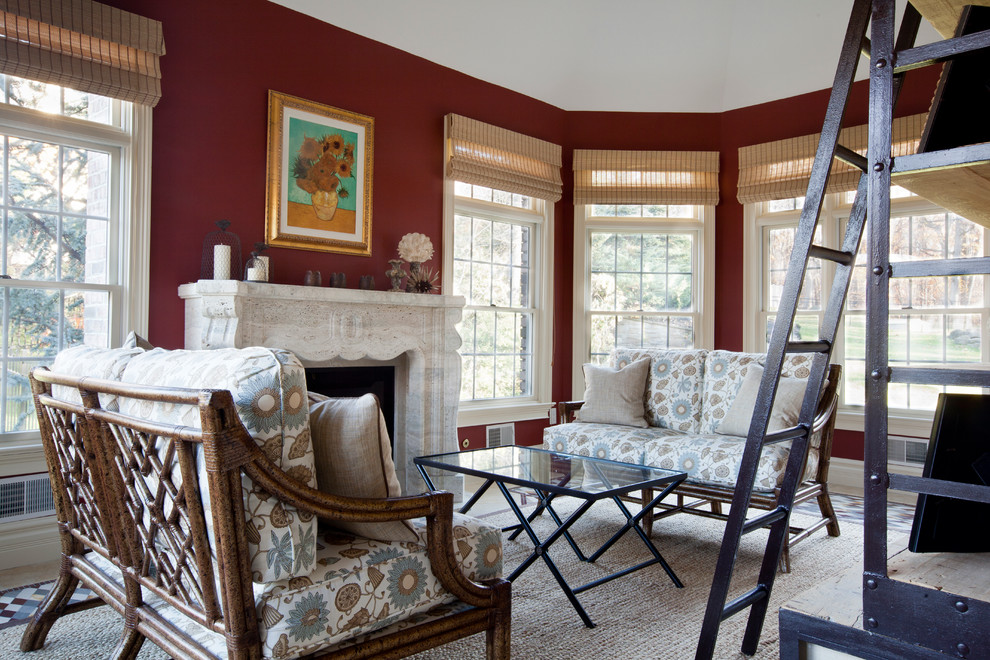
[863, 0, 990, 655]
[694, 0, 920, 656]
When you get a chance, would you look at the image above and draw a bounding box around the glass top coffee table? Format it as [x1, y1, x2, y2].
[414, 445, 687, 627]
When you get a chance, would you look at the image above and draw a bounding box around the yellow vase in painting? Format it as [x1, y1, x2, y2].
[311, 190, 339, 221]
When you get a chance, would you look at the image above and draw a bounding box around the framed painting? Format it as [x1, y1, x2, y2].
[265, 91, 374, 255]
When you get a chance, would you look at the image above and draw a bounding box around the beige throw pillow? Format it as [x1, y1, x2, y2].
[309, 394, 417, 542]
[717, 364, 809, 436]
[578, 358, 650, 428]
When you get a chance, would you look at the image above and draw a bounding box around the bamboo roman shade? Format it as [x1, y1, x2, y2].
[736, 114, 926, 204]
[0, 0, 165, 107]
[445, 113, 563, 202]
[573, 150, 720, 206]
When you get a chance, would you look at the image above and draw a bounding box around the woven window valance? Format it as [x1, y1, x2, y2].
[573, 149, 720, 206]
[736, 114, 926, 204]
[445, 114, 563, 202]
[0, 0, 165, 107]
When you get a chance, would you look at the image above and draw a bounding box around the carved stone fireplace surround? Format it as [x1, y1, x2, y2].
[179, 280, 464, 495]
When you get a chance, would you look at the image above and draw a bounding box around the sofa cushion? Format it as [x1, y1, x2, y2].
[50, 344, 145, 408]
[248, 514, 502, 658]
[543, 422, 686, 465]
[89, 512, 502, 660]
[578, 358, 650, 427]
[644, 433, 820, 493]
[717, 364, 810, 436]
[308, 394, 416, 543]
[612, 348, 707, 433]
[118, 347, 318, 584]
[700, 350, 817, 435]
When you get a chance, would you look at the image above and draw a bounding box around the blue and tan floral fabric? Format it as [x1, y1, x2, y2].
[251, 515, 503, 658]
[612, 348, 706, 432]
[699, 350, 816, 435]
[118, 347, 318, 585]
[132, 513, 502, 659]
[644, 433, 820, 492]
[544, 422, 685, 465]
[545, 349, 827, 494]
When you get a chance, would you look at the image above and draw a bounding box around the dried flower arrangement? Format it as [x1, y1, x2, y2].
[406, 265, 439, 294]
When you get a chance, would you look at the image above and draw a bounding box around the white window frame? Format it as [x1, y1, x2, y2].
[442, 179, 554, 428]
[743, 193, 990, 437]
[0, 94, 151, 468]
[572, 204, 715, 396]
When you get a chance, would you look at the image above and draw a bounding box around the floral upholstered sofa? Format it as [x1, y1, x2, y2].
[544, 348, 841, 570]
[26, 343, 508, 659]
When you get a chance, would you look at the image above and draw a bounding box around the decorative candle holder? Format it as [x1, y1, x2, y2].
[387, 259, 406, 291]
[201, 219, 241, 280]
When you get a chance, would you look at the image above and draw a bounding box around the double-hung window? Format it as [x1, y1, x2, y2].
[579, 204, 711, 363]
[443, 115, 561, 426]
[745, 190, 989, 433]
[451, 184, 546, 403]
[571, 150, 718, 393]
[736, 114, 990, 434]
[0, 75, 151, 443]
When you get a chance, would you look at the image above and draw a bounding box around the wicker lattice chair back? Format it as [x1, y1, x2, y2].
[22, 364, 510, 660]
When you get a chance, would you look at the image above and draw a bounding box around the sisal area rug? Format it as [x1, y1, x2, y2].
[0, 502, 869, 659]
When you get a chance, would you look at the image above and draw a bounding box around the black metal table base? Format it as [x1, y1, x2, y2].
[417, 465, 684, 627]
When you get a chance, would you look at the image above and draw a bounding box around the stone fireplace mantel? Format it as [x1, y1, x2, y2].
[179, 279, 464, 494]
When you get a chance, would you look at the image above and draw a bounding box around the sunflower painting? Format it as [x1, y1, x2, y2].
[265, 91, 374, 256]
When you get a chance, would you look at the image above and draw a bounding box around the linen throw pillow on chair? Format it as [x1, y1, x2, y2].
[578, 358, 651, 427]
[308, 393, 417, 542]
[717, 364, 809, 436]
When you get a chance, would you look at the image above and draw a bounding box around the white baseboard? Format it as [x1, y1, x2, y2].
[828, 457, 922, 505]
[0, 515, 60, 571]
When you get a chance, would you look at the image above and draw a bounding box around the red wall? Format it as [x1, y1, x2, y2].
[105, 0, 938, 459]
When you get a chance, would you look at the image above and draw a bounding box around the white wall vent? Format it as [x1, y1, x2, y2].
[888, 435, 929, 467]
[486, 423, 515, 448]
[0, 473, 55, 523]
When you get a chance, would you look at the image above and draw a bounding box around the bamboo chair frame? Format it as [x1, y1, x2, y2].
[22, 367, 510, 659]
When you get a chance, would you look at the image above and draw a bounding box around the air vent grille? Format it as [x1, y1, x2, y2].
[888, 435, 928, 466]
[486, 423, 515, 448]
[0, 473, 55, 522]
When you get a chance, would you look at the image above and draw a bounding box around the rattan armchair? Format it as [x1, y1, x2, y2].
[23, 365, 510, 659]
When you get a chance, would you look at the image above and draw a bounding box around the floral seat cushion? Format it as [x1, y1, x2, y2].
[138, 513, 503, 659]
[644, 433, 820, 492]
[544, 421, 686, 465]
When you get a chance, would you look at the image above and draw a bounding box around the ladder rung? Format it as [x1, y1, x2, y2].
[860, 36, 871, 59]
[785, 340, 831, 354]
[764, 424, 810, 445]
[889, 473, 990, 504]
[833, 144, 868, 172]
[889, 366, 990, 388]
[809, 245, 855, 266]
[742, 506, 789, 535]
[894, 28, 990, 72]
[721, 586, 769, 621]
[892, 142, 990, 175]
[891, 256, 990, 278]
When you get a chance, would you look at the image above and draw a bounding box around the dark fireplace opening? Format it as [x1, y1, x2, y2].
[305, 366, 396, 448]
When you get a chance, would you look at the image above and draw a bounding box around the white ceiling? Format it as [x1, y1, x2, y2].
[270, 0, 939, 113]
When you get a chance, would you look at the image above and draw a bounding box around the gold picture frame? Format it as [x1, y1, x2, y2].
[265, 91, 374, 255]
